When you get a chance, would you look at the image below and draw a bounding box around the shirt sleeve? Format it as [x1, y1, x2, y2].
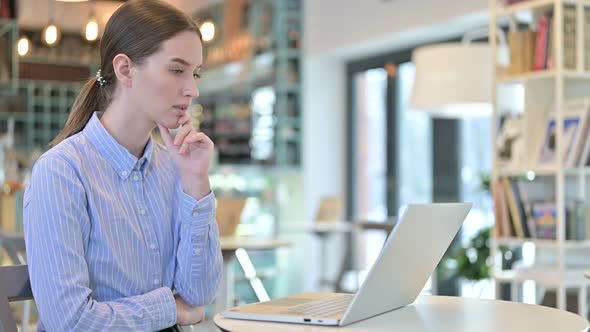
[172, 187, 223, 306]
[24, 153, 177, 332]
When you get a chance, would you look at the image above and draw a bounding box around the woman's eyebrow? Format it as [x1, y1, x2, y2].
[170, 57, 192, 66]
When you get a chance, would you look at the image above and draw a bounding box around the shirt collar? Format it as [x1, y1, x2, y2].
[83, 112, 154, 180]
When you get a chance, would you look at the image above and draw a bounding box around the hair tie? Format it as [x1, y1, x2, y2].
[96, 69, 108, 87]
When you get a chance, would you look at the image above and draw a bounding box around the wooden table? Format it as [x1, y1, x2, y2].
[214, 295, 589, 331]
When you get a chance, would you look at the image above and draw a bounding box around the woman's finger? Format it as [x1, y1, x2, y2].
[186, 132, 214, 148]
[173, 125, 193, 146]
[179, 131, 201, 154]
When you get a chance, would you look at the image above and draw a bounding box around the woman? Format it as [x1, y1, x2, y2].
[23, 0, 222, 331]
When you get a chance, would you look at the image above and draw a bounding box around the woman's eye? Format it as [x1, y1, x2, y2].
[172, 69, 184, 74]
[193, 73, 201, 79]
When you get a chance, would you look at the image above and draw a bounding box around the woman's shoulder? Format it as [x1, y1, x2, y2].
[34, 132, 88, 172]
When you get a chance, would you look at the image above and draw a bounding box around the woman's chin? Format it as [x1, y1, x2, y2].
[157, 119, 180, 129]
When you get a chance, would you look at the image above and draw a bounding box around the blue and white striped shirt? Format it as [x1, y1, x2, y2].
[24, 112, 222, 331]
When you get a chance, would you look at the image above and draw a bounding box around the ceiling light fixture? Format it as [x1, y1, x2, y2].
[200, 19, 216, 43]
[84, 0, 99, 41]
[85, 17, 99, 41]
[17, 36, 30, 56]
[43, 22, 61, 46]
[410, 27, 509, 118]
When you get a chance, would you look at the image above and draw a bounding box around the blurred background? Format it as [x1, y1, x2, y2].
[2, 0, 590, 330]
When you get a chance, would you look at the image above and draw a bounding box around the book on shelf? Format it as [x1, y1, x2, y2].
[538, 98, 590, 167]
[492, 179, 514, 238]
[532, 202, 557, 240]
[496, 115, 525, 169]
[564, 5, 577, 70]
[501, 177, 529, 238]
[567, 200, 587, 241]
[492, 177, 589, 241]
[531, 201, 586, 241]
[533, 11, 552, 71]
[508, 29, 536, 74]
[506, 6, 578, 74]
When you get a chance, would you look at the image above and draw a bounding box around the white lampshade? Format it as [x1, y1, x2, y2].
[410, 43, 493, 118]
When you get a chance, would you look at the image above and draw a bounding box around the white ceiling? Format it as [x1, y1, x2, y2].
[18, 0, 223, 32]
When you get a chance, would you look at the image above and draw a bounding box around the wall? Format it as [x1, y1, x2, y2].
[302, 0, 490, 222]
[306, 0, 490, 57]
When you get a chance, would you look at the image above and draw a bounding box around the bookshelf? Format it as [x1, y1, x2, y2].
[497, 69, 590, 83]
[495, 236, 590, 248]
[490, 0, 590, 312]
[0, 19, 98, 152]
[496, 0, 590, 16]
[195, 0, 302, 166]
[0, 19, 18, 93]
[0, 80, 83, 151]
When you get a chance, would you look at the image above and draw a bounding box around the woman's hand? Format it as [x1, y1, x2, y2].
[158, 113, 213, 200]
[175, 295, 205, 326]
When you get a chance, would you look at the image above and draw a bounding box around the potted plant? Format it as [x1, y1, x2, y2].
[440, 226, 492, 297]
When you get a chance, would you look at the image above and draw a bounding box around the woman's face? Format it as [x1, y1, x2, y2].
[130, 30, 202, 129]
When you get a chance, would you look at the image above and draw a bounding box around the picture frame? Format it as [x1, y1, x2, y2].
[496, 115, 524, 168]
[538, 99, 590, 166]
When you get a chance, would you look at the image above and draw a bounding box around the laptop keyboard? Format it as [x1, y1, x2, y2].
[280, 294, 354, 318]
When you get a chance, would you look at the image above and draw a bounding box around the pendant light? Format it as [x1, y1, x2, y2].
[43, 0, 61, 46]
[17, 36, 31, 56]
[410, 28, 509, 118]
[85, 0, 99, 41]
[200, 19, 216, 43]
[43, 22, 61, 46]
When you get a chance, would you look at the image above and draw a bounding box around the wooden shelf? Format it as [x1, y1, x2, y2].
[0, 112, 30, 121]
[20, 56, 97, 68]
[496, 0, 590, 17]
[490, 0, 590, 304]
[496, 70, 590, 84]
[493, 268, 590, 286]
[495, 166, 590, 176]
[496, 166, 557, 176]
[494, 237, 590, 249]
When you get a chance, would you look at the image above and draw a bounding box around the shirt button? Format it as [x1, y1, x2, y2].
[149, 243, 156, 250]
[121, 171, 128, 177]
[133, 175, 140, 181]
[194, 248, 202, 255]
[153, 279, 160, 285]
[139, 209, 146, 216]
[192, 211, 199, 217]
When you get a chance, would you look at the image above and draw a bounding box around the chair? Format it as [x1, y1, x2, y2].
[0, 232, 26, 266]
[0, 264, 33, 332]
[314, 196, 343, 223]
[215, 197, 247, 237]
[310, 196, 349, 291]
[0, 232, 32, 332]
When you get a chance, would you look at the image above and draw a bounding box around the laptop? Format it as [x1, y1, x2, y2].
[221, 203, 471, 326]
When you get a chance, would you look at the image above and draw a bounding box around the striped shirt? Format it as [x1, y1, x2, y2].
[24, 112, 222, 331]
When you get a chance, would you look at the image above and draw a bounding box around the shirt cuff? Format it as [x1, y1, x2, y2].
[145, 287, 176, 331]
[179, 190, 215, 226]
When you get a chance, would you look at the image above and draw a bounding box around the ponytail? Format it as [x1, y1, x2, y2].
[50, 77, 105, 147]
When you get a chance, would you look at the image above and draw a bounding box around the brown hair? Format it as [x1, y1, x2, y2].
[50, 0, 202, 146]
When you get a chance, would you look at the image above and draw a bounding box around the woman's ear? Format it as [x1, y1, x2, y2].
[112, 54, 133, 87]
